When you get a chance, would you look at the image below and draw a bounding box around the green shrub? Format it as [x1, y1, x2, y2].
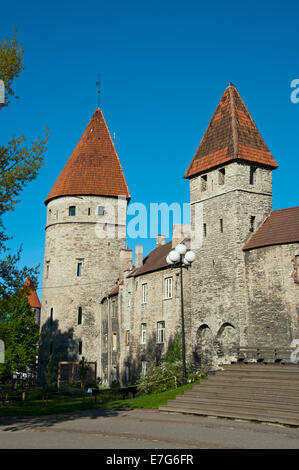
[138, 361, 204, 394]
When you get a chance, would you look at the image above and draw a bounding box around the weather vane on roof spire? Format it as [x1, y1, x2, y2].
[96, 73, 101, 108]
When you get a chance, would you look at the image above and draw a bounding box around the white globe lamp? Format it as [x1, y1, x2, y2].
[175, 243, 187, 256]
[185, 250, 196, 263]
[168, 250, 180, 263]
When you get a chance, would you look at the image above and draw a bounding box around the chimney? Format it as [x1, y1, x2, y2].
[135, 245, 143, 268]
[156, 234, 166, 247]
[119, 249, 133, 280]
[172, 224, 191, 248]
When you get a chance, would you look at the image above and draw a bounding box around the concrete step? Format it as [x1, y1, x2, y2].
[183, 390, 299, 403]
[192, 382, 299, 394]
[159, 363, 299, 427]
[171, 396, 299, 412]
[159, 404, 299, 427]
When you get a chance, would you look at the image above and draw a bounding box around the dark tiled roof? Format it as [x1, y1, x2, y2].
[185, 83, 278, 179]
[133, 241, 172, 277]
[45, 108, 130, 204]
[243, 207, 299, 251]
[23, 277, 41, 309]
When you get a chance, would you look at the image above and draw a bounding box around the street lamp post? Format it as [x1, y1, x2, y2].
[166, 243, 196, 383]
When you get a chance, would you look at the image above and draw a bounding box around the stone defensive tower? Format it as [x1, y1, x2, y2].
[184, 83, 278, 367]
[38, 108, 130, 382]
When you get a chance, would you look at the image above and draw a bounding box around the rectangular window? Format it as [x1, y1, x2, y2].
[112, 333, 117, 351]
[157, 321, 165, 344]
[50, 308, 53, 326]
[218, 168, 225, 185]
[141, 361, 147, 376]
[125, 330, 130, 346]
[250, 216, 256, 232]
[69, 206, 76, 216]
[250, 167, 257, 185]
[141, 323, 147, 344]
[142, 283, 148, 304]
[112, 300, 118, 318]
[203, 223, 207, 238]
[103, 334, 108, 352]
[79, 341, 82, 355]
[78, 307, 82, 325]
[77, 263, 82, 277]
[165, 277, 173, 299]
[201, 175, 207, 191]
[98, 206, 105, 216]
[220, 218, 223, 233]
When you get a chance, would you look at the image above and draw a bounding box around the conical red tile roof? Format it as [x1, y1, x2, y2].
[23, 277, 41, 309]
[45, 108, 130, 204]
[185, 83, 278, 178]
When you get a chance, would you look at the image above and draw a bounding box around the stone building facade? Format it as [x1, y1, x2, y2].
[38, 84, 299, 385]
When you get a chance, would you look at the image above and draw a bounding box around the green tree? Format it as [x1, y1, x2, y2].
[0, 291, 39, 380]
[0, 31, 48, 297]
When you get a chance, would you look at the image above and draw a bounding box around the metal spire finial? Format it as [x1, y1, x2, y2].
[96, 73, 101, 108]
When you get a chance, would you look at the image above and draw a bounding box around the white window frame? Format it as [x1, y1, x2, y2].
[141, 323, 147, 344]
[141, 361, 147, 376]
[157, 321, 165, 344]
[142, 283, 148, 304]
[165, 277, 173, 299]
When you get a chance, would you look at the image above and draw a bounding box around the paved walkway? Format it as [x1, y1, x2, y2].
[0, 408, 299, 449]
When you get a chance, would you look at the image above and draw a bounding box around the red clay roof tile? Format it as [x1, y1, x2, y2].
[45, 108, 130, 204]
[185, 84, 278, 178]
[243, 207, 299, 251]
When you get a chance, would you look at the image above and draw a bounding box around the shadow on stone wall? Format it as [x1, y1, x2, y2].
[37, 317, 77, 386]
[120, 331, 184, 386]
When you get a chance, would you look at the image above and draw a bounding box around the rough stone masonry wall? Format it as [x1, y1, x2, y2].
[189, 162, 273, 369]
[244, 243, 299, 349]
[115, 266, 191, 386]
[38, 195, 126, 383]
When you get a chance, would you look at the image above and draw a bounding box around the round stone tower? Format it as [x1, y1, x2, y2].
[38, 108, 130, 383]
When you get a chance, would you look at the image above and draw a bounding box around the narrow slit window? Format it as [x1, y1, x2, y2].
[250, 216, 256, 232]
[78, 307, 82, 325]
[112, 333, 117, 351]
[220, 219, 223, 233]
[77, 263, 82, 277]
[50, 308, 53, 326]
[203, 223, 207, 238]
[79, 341, 83, 355]
[88, 208, 91, 216]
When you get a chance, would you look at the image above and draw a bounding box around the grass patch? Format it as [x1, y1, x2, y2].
[0, 380, 203, 417]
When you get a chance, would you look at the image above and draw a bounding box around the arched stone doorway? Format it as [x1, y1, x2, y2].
[215, 322, 238, 364]
[193, 324, 216, 370]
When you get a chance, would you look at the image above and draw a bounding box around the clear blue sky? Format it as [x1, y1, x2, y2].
[1, 0, 299, 294]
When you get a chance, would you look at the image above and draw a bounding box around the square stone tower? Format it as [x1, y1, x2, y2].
[184, 84, 278, 368]
[38, 108, 130, 384]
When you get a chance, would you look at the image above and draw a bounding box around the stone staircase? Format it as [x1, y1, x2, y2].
[159, 363, 299, 427]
